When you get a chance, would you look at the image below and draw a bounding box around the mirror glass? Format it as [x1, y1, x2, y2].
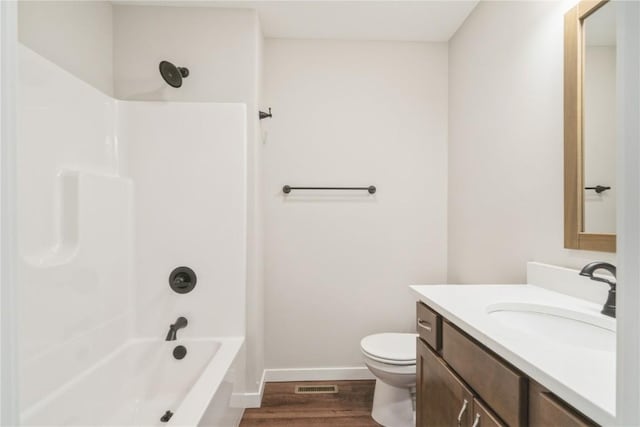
[582, 2, 616, 234]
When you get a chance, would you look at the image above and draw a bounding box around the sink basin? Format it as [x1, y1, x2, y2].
[486, 302, 615, 352]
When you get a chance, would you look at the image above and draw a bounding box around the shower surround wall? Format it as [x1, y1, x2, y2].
[119, 101, 247, 339]
[17, 44, 248, 420]
[17, 46, 132, 411]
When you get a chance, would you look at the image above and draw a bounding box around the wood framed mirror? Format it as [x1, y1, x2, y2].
[564, 0, 616, 252]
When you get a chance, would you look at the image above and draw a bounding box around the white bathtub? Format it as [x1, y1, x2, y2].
[21, 337, 245, 426]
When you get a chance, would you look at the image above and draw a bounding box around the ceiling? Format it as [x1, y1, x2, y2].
[113, 1, 479, 42]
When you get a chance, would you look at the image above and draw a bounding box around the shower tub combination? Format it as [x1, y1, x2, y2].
[21, 338, 244, 426]
[18, 46, 249, 427]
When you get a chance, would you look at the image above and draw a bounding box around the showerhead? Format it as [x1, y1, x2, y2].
[159, 61, 189, 88]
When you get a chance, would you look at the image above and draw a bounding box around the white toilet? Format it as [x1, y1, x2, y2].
[360, 333, 417, 427]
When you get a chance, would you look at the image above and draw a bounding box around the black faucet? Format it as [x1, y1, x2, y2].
[579, 262, 616, 318]
[165, 317, 188, 341]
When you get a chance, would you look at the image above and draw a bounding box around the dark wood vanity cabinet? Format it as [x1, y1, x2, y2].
[416, 301, 599, 427]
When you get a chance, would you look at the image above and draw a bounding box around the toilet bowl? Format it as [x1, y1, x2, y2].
[361, 333, 417, 427]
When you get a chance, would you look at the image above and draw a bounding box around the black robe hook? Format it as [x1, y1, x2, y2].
[259, 108, 272, 120]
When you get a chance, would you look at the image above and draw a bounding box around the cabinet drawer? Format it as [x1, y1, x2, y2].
[442, 321, 527, 427]
[416, 302, 441, 351]
[529, 381, 598, 427]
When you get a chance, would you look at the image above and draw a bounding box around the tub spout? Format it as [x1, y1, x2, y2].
[165, 317, 188, 341]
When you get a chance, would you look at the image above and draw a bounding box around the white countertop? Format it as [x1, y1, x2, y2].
[411, 284, 616, 426]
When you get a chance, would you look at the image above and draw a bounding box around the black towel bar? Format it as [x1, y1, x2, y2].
[585, 185, 611, 194]
[282, 185, 376, 194]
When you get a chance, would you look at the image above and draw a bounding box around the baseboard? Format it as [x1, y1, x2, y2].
[264, 366, 375, 382]
[231, 367, 375, 408]
[230, 370, 266, 409]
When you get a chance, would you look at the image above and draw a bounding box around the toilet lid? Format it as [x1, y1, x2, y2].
[360, 333, 417, 363]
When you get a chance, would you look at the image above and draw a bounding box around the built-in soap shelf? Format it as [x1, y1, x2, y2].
[22, 170, 133, 268]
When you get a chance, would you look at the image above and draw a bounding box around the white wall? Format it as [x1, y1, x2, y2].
[1, 2, 19, 424]
[17, 46, 133, 412]
[448, 0, 616, 284]
[248, 18, 266, 394]
[119, 101, 247, 339]
[17, 1, 114, 96]
[113, 5, 265, 394]
[615, 2, 640, 424]
[263, 39, 448, 369]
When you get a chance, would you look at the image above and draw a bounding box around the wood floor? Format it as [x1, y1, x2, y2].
[239, 380, 381, 426]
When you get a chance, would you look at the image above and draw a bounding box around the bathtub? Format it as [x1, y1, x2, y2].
[21, 337, 245, 426]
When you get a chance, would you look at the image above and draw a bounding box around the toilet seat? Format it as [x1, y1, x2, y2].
[362, 350, 416, 366]
[360, 333, 417, 366]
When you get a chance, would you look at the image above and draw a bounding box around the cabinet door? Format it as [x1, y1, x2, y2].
[529, 381, 597, 427]
[471, 398, 506, 427]
[417, 338, 474, 427]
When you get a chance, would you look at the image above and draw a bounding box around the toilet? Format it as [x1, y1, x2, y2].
[360, 333, 417, 427]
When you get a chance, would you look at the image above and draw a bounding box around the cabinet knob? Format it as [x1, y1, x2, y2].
[471, 413, 481, 427]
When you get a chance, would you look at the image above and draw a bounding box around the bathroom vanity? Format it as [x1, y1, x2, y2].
[412, 282, 615, 427]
